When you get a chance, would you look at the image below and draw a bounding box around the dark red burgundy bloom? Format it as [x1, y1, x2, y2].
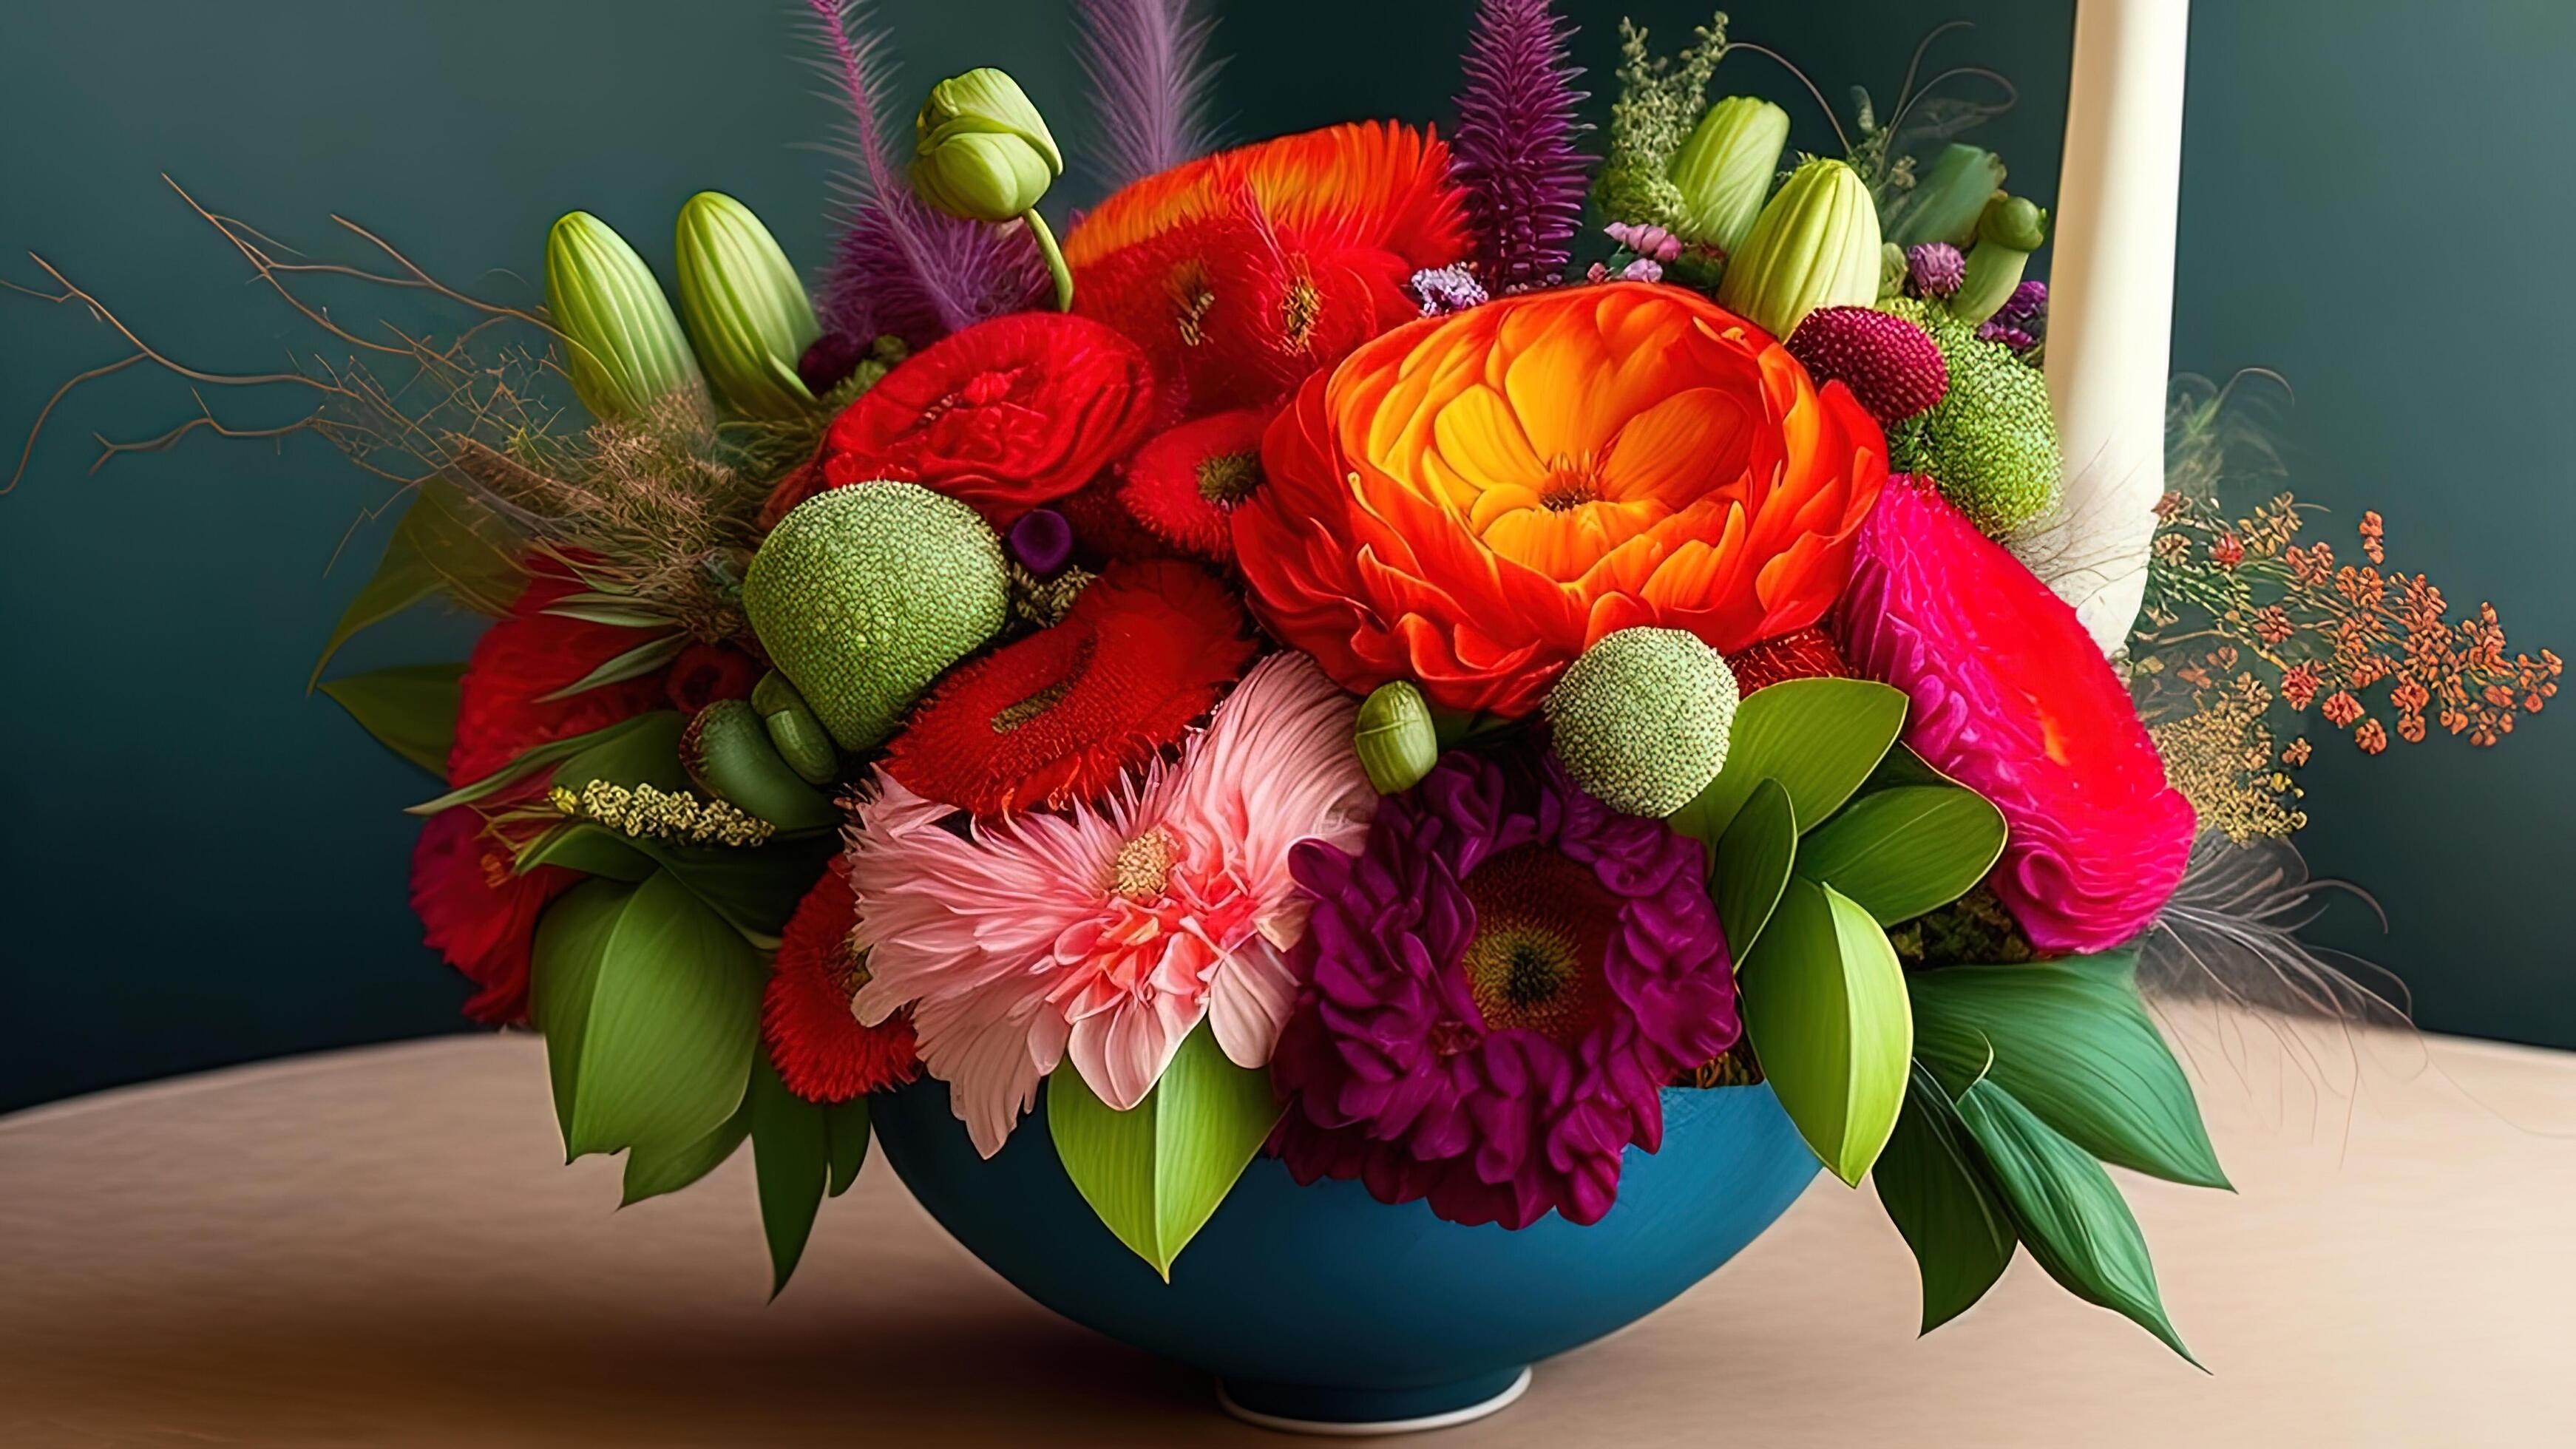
[881, 560, 1257, 818]
[663, 642, 762, 715]
[409, 807, 577, 1025]
[764, 865, 921, 1103]
[450, 573, 671, 787]
[810, 310, 1159, 528]
[1117, 408, 1272, 563]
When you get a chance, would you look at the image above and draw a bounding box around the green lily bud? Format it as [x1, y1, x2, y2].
[750, 671, 838, 786]
[673, 192, 821, 421]
[914, 68, 1062, 223]
[1885, 143, 2007, 248]
[1353, 681, 1438, 795]
[1951, 194, 2050, 325]
[544, 211, 703, 421]
[1667, 97, 1791, 257]
[1716, 157, 1883, 340]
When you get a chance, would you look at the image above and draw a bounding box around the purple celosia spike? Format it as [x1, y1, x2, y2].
[799, 0, 1046, 350]
[1077, 0, 1225, 193]
[1449, 0, 1590, 293]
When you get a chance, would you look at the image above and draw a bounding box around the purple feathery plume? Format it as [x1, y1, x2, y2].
[799, 0, 1046, 357]
[1448, 0, 1590, 293]
[1076, 0, 1225, 194]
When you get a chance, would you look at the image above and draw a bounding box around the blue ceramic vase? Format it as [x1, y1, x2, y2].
[870, 1076, 1820, 1432]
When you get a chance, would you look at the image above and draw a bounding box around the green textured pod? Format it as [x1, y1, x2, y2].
[1716, 158, 1883, 340]
[751, 671, 838, 786]
[742, 483, 1010, 752]
[1545, 628, 1741, 818]
[1353, 681, 1438, 795]
[682, 699, 836, 830]
[1886, 143, 2007, 248]
[914, 67, 1062, 223]
[1880, 299, 2064, 535]
[1877, 241, 1909, 301]
[1950, 195, 2049, 325]
[1667, 96, 1791, 256]
[674, 191, 821, 420]
[545, 211, 704, 421]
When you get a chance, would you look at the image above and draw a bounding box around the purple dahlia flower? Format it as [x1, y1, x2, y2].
[1270, 753, 1741, 1229]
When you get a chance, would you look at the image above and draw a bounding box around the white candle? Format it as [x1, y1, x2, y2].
[2029, 0, 2192, 654]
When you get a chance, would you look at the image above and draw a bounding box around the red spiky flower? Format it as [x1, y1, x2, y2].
[1116, 408, 1272, 563]
[764, 865, 921, 1103]
[881, 560, 1258, 818]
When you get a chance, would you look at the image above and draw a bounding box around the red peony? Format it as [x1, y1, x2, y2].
[409, 807, 577, 1025]
[805, 311, 1159, 528]
[764, 866, 921, 1103]
[881, 560, 1257, 818]
[1066, 123, 1471, 418]
[1116, 408, 1271, 563]
[450, 573, 672, 786]
[1835, 477, 2195, 952]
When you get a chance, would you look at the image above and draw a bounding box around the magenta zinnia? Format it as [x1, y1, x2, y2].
[1270, 753, 1740, 1229]
[847, 652, 1375, 1156]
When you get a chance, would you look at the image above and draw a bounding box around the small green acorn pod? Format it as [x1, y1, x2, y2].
[674, 191, 821, 420]
[544, 211, 705, 421]
[742, 483, 1010, 752]
[1545, 628, 1741, 818]
[1667, 96, 1791, 257]
[914, 68, 1062, 223]
[751, 671, 839, 786]
[1885, 143, 2007, 249]
[1716, 158, 1882, 340]
[1950, 194, 2049, 325]
[682, 699, 837, 831]
[1353, 681, 1439, 795]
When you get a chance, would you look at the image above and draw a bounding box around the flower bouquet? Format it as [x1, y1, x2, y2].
[22, 0, 2558, 1436]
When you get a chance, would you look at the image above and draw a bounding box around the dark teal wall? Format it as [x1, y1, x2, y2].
[4, 1, 2566, 1111]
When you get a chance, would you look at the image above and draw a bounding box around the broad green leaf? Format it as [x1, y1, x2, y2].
[1797, 784, 2008, 926]
[518, 822, 657, 883]
[405, 711, 677, 815]
[1738, 877, 1913, 1185]
[1710, 777, 1797, 960]
[621, 1091, 749, 1205]
[536, 631, 688, 702]
[825, 1097, 872, 1198]
[750, 1053, 828, 1296]
[309, 481, 526, 685]
[1951, 1077, 2200, 1366]
[547, 710, 692, 795]
[1047, 1025, 1284, 1279]
[1909, 949, 2228, 1190]
[526, 823, 835, 948]
[1674, 677, 1908, 841]
[529, 871, 763, 1162]
[1860, 742, 1956, 793]
[319, 662, 461, 776]
[1874, 1064, 2016, 1332]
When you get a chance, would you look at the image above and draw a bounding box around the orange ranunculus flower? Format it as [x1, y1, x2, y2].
[1066, 122, 1469, 418]
[1234, 282, 1890, 718]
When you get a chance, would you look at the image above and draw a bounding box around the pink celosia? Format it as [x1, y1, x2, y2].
[847, 652, 1375, 1156]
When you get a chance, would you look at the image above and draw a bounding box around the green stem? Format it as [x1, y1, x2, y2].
[1023, 208, 1074, 312]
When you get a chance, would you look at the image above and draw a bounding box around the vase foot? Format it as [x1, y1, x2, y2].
[1216, 1365, 1531, 1436]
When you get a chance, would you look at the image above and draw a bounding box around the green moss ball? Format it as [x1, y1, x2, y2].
[1545, 627, 1741, 817]
[1880, 297, 2064, 536]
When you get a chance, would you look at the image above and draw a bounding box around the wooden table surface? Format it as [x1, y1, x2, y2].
[3, 1016, 2569, 1447]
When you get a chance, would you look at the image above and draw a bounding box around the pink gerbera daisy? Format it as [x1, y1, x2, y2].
[847, 653, 1376, 1156]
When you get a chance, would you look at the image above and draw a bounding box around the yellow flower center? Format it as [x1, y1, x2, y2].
[1110, 828, 1181, 901]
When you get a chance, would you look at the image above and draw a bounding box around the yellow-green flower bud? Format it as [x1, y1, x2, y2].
[673, 191, 821, 421]
[1951, 194, 2049, 325]
[914, 67, 1062, 223]
[1717, 157, 1883, 340]
[1667, 97, 1791, 256]
[544, 211, 703, 421]
[1885, 143, 2006, 248]
[751, 671, 838, 786]
[1354, 681, 1439, 795]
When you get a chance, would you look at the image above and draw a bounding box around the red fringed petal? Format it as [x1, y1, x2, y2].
[1116, 409, 1272, 563]
[450, 574, 673, 787]
[764, 866, 921, 1103]
[409, 807, 576, 1025]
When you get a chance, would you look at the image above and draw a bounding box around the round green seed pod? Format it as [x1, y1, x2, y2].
[1545, 628, 1741, 818]
[1354, 681, 1439, 795]
[750, 671, 838, 786]
[1879, 298, 2064, 535]
[682, 699, 836, 830]
[742, 483, 1010, 751]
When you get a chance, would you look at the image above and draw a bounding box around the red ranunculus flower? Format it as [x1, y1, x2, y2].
[450, 573, 673, 785]
[765, 864, 921, 1102]
[803, 311, 1159, 529]
[410, 806, 577, 1025]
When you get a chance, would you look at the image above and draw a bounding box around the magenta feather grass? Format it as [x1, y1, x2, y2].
[1448, 0, 1590, 293]
[1076, 0, 1224, 193]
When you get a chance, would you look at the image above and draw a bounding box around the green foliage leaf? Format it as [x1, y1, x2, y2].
[406, 711, 679, 816]
[319, 662, 461, 776]
[1909, 949, 2228, 1190]
[529, 872, 763, 1162]
[1672, 677, 1909, 841]
[1710, 777, 1796, 958]
[1951, 1077, 2200, 1365]
[621, 1091, 749, 1205]
[1046, 1025, 1284, 1279]
[541, 593, 683, 628]
[1738, 876, 1913, 1185]
[536, 631, 688, 702]
[750, 1052, 829, 1297]
[309, 481, 526, 686]
[1797, 784, 2008, 926]
[1874, 1064, 2016, 1332]
[825, 1097, 871, 1198]
[521, 821, 835, 949]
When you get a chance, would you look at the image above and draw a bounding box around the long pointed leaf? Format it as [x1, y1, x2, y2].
[1738, 877, 1913, 1184]
[1874, 1063, 2016, 1332]
[1673, 677, 1908, 841]
[1709, 777, 1796, 959]
[309, 481, 526, 685]
[751, 1053, 829, 1296]
[825, 1097, 872, 1198]
[1797, 784, 2007, 926]
[1048, 1025, 1283, 1278]
[535, 631, 687, 702]
[622, 1090, 750, 1205]
[319, 662, 461, 776]
[405, 711, 676, 816]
